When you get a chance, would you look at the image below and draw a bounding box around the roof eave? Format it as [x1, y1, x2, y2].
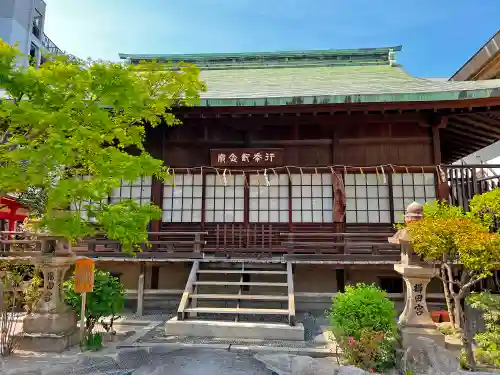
[196, 88, 500, 107]
[450, 30, 500, 81]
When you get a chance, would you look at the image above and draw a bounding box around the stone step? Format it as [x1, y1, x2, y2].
[184, 307, 289, 315]
[194, 281, 288, 287]
[190, 293, 288, 301]
[197, 269, 287, 275]
[164, 317, 304, 341]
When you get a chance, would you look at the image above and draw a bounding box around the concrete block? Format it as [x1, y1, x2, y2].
[164, 317, 305, 341]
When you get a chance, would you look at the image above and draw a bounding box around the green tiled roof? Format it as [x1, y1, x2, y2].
[119, 47, 500, 107]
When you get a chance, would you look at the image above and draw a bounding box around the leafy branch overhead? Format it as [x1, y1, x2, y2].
[0, 40, 206, 252]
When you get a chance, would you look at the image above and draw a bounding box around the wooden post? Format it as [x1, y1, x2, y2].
[177, 260, 199, 320]
[189, 285, 198, 318]
[287, 261, 296, 326]
[79, 292, 86, 344]
[194, 233, 200, 253]
[137, 273, 145, 317]
[0, 279, 3, 313]
[336, 269, 345, 293]
[74, 258, 95, 346]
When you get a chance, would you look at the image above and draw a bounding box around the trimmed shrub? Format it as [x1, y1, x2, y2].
[328, 283, 398, 371]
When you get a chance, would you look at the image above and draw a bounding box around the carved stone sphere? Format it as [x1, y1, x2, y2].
[406, 201, 423, 215]
[404, 201, 424, 224]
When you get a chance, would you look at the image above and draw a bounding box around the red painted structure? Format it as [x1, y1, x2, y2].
[0, 196, 29, 232]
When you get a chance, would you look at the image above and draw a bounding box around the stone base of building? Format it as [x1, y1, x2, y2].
[16, 330, 79, 353]
[165, 317, 305, 341]
[400, 326, 446, 348]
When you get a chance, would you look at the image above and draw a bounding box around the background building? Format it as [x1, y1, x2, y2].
[0, 0, 62, 67]
[452, 30, 500, 165]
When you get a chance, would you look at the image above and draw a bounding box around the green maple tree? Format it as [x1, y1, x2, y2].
[0, 40, 205, 253]
[407, 199, 500, 369]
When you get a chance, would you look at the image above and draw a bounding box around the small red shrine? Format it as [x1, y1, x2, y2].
[0, 196, 29, 232]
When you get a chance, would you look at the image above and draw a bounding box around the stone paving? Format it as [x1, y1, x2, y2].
[0, 311, 335, 374]
[1, 347, 274, 375]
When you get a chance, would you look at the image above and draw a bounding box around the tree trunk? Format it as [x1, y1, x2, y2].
[441, 267, 456, 328]
[455, 295, 476, 370]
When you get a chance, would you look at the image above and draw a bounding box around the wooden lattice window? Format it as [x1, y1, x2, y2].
[249, 174, 289, 223]
[392, 173, 436, 222]
[291, 173, 333, 223]
[345, 173, 391, 224]
[204, 174, 245, 223]
[162, 174, 202, 223]
[110, 176, 152, 207]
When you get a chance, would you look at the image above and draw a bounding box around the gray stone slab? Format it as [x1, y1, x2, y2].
[164, 317, 305, 341]
[132, 348, 273, 375]
[115, 348, 152, 369]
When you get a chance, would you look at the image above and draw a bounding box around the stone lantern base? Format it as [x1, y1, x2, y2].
[17, 311, 79, 353]
[394, 264, 445, 348]
[400, 326, 446, 349]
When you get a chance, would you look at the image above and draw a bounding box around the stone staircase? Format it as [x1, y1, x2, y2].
[164, 260, 304, 341]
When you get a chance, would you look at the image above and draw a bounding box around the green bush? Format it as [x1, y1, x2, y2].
[467, 292, 500, 368]
[328, 283, 398, 371]
[63, 268, 125, 349]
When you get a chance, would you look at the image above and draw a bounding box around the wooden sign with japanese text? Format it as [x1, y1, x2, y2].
[74, 258, 95, 293]
[210, 149, 284, 167]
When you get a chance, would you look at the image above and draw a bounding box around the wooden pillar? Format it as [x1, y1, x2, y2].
[336, 268, 346, 293]
[331, 127, 345, 231]
[432, 117, 450, 202]
[345, 266, 352, 287]
[151, 265, 159, 289]
[136, 264, 145, 317]
[151, 177, 163, 233]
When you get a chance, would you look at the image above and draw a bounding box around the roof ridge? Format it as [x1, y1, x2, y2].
[119, 46, 402, 69]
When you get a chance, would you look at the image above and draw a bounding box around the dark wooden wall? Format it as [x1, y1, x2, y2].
[147, 115, 435, 167]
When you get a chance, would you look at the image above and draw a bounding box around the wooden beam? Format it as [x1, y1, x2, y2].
[456, 114, 500, 133]
[251, 139, 332, 146]
[442, 132, 491, 149]
[432, 127, 441, 164]
[469, 113, 500, 128]
[450, 120, 500, 139]
[339, 137, 431, 145]
[177, 260, 199, 321]
[441, 140, 479, 156]
[287, 261, 296, 326]
[444, 126, 496, 143]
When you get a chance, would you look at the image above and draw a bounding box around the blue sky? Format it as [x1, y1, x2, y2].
[44, 0, 499, 78]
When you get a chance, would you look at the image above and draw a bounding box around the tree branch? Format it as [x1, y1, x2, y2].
[443, 263, 459, 299]
[0, 130, 10, 145]
[458, 277, 484, 299]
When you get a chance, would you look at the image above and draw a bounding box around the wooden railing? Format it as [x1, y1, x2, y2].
[70, 225, 400, 262]
[446, 164, 500, 211]
[280, 232, 400, 261]
[1, 226, 401, 262]
[74, 231, 208, 259]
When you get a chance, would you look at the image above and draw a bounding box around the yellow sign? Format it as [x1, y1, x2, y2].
[74, 258, 95, 293]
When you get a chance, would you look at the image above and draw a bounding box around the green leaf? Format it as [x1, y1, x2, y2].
[0, 40, 204, 254]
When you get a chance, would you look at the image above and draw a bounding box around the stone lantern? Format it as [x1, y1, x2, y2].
[18, 235, 78, 352]
[388, 202, 445, 348]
